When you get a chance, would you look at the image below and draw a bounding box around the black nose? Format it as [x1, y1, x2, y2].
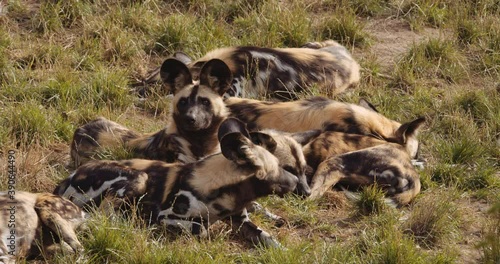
[302, 187, 311, 197]
[293, 182, 311, 197]
[187, 116, 196, 124]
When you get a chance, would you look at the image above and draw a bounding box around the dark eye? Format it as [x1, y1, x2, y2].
[178, 98, 187, 106]
[283, 165, 297, 176]
[201, 98, 210, 106]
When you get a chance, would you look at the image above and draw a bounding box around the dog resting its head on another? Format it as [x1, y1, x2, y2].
[55, 118, 299, 248]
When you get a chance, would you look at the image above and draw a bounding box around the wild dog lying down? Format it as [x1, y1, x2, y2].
[303, 117, 425, 205]
[55, 118, 299, 247]
[226, 96, 424, 159]
[0, 192, 86, 263]
[308, 144, 422, 206]
[144, 40, 360, 100]
[70, 58, 232, 168]
[70, 119, 315, 197]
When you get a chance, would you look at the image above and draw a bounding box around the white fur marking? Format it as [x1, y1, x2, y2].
[62, 176, 127, 207]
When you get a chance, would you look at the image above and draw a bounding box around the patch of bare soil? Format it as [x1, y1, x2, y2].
[455, 197, 491, 264]
[361, 18, 446, 70]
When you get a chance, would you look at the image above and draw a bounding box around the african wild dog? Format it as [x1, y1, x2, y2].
[303, 117, 425, 205]
[70, 57, 232, 168]
[254, 129, 321, 196]
[308, 144, 422, 206]
[143, 40, 360, 100]
[69, 120, 314, 197]
[70, 117, 140, 168]
[55, 118, 299, 247]
[226, 96, 424, 159]
[0, 192, 86, 263]
[69, 117, 186, 168]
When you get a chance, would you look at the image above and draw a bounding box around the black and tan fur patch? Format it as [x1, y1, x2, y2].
[0, 192, 86, 262]
[303, 118, 425, 205]
[143, 40, 360, 100]
[225, 96, 422, 146]
[308, 144, 421, 206]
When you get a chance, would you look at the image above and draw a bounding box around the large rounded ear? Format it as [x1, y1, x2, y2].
[395, 117, 426, 143]
[218, 118, 249, 142]
[358, 98, 379, 113]
[291, 129, 322, 146]
[220, 133, 250, 162]
[199, 59, 232, 96]
[160, 58, 192, 94]
[249, 132, 277, 153]
[172, 51, 193, 65]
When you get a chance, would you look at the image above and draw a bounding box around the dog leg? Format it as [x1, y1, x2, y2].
[223, 209, 283, 248]
[308, 157, 345, 199]
[247, 202, 285, 227]
[36, 209, 84, 253]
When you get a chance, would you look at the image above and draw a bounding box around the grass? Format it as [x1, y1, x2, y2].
[316, 10, 370, 48]
[353, 184, 388, 215]
[402, 191, 461, 248]
[0, 0, 499, 263]
[478, 199, 500, 263]
[391, 38, 467, 90]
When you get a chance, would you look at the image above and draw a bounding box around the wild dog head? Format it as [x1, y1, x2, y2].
[160, 58, 231, 133]
[356, 99, 426, 160]
[308, 144, 421, 206]
[217, 118, 299, 197]
[250, 129, 321, 197]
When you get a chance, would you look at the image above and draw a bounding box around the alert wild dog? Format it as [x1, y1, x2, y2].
[303, 117, 425, 205]
[70, 58, 232, 167]
[0, 192, 86, 263]
[143, 40, 360, 100]
[56, 118, 299, 247]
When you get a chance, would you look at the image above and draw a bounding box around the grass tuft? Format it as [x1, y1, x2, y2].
[233, 1, 312, 47]
[403, 192, 460, 248]
[148, 14, 193, 56]
[316, 10, 370, 48]
[456, 19, 481, 46]
[354, 212, 428, 264]
[398, 0, 451, 30]
[33, 0, 87, 34]
[478, 20, 500, 77]
[392, 38, 467, 89]
[440, 137, 486, 165]
[478, 200, 500, 263]
[353, 184, 388, 215]
[2, 102, 52, 147]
